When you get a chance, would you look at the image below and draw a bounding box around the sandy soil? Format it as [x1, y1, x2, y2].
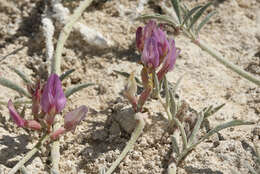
[0, 0, 259, 173]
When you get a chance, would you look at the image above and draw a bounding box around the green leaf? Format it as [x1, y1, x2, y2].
[177, 120, 254, 164]
[204, 103, 225, 118]
[171, 0, 181, 23]
[172, 74, 185, 97]
[180, 4, 189, 16]
[65, 83, 95, 98]
[171, 135, 180, 156]
[136, 14, 178, 27]
[59, 69, 75, 81]
[99, 167, 106, 174]
[244, 161, 257, 174]
[8, 66, 32, 84]
[0, 98, 31, 106]
[20, 166, 30, 174]
[153, 71, 160, 97]
[164, 77, 170, 107]
[113, 70, 142, 86]
[182, 6, 202, 26]
[0, 78, 31, 98]
[189, 2, 212, 30]
[196, 10, 217, 35]
[195, 120, 254, 147]
[169, 89, 177, 117]
[188, 112, 204, 145]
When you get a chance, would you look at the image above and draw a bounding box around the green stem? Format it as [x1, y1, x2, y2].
[195, 39, 260, 86]
[8, 134, 50, 174]
[51, 117, 61, 174]
[158, 94, 187, 149]
[106, 114, 145, 174]
[50, 1, 93, 173]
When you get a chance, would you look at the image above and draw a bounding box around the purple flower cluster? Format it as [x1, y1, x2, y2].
[125, 20, 180, 112]
[136, 20, 179, 81]
[8, 73, 87, 140]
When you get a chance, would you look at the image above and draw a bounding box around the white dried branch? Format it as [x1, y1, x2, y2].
[51, 0, 111, 48]
[42, 15, 55, 60]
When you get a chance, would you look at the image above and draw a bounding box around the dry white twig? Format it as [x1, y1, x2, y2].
[51, 0, 111, 48]
[42, 15, 55, 60]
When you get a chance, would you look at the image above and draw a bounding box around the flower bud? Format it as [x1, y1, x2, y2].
[24, 120, 42, 130]
[141, 36, 160, 69]
[41, 73, 66, 124]
[137, 87, 152, 112]
[64, 105, 88, 132]
[123, 71, 138, 110]
[50, 127, 66, 140]
[157, 39, 179, 81]
[32, 81, 42, 116]
[8, 100, 25, 127]
[8, 100, 41, 130]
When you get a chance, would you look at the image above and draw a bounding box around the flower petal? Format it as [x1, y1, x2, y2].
[157, 39, 179, 81]
[41, 73, 66, 115]
[24, 120, 42, 130]
[8, 100, 25, 127]
[64, 105, 88, 132]
[141, 36, 160, 69]
[136, 27, 143, 52]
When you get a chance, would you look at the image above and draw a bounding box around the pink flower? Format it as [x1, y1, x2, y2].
[31, 81, 42, 116]
[136, 20, 157, 53]
[157, 39, 179, 81]
[8, 100, 25, 127]
[50, 106, 88, 140]
[136, 20, 169, 63]
[41, 73, 66, 124]
[141, 36, 160, 69]
[8, 100, 41, 130]
[64, 105, 88, 132]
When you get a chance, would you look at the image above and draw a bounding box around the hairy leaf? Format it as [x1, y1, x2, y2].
[171, 135, 180, 156]
[113, 70, 142, 86]
[60, 69, 75, 81]
[182, 6, 202, 26]
[137, 14, 178, 27]
[189, 2, 212, 30]
[204, 103, 225, 118]
[0, 78, 31, 98]
[9, 66, 32, 84]
[196, 10, 217, 35]
[65, 83, 95, 98]
[171, 0, 181, 23]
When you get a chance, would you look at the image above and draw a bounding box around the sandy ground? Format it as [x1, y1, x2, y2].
[0, 0, 259, 173]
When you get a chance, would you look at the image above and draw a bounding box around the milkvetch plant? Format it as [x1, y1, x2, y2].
[137, 0, 260, 87]
[108, 20, 254, 174]
[0, 0, 95, 174]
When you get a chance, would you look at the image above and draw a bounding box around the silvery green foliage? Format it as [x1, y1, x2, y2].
[154, 75, 254, 169]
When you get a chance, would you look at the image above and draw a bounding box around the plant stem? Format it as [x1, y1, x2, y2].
[158, 94, 187, 149]
[105, 114, 145, 174]
[51, 117, 61, 174]
[50, 0, 93, 173]
[195, 39, 260, 86]
[52, 0, 93, 74]
[8, 134, 50, 174]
